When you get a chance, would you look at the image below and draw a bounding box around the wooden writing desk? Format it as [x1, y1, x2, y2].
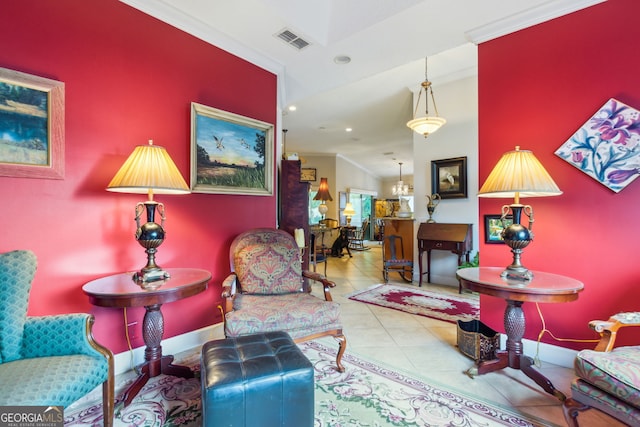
[417, 222, 472, 287]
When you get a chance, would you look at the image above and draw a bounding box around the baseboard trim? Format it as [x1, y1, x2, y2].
[501, 335, 577, 369]
[113, 323, 577, 375]
[113, 323, 223, 376]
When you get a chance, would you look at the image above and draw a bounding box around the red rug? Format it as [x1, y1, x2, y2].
[347, 284, 479, 323]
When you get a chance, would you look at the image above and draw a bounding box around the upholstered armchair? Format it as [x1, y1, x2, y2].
[563, 312, 640, 426]
[0, 250, 114, 426]
[221, 228, 346, 372]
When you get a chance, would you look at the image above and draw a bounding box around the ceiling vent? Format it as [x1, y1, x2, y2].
[275, 28, 310, 51]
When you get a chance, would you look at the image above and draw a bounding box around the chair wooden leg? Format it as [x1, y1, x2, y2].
[334, 334, 347, 373]
[562, 398, 589, 427]
[102, 375, 114, 427]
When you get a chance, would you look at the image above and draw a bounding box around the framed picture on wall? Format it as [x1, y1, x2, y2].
[300, 167, 316, 182]
[190, 102, 274, 195]
[0, 67, 65, 179]
[484, 214, 514, 244]
[338, 191, 347, 209]
[431, 156, 467, 199]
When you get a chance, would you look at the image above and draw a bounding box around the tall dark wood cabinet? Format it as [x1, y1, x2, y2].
[279, 160, 310, 276]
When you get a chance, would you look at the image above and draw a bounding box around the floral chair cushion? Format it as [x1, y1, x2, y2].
[574, 346, 640, 408]
[233, 229, 303, 295]
[224, 293, 342, 339]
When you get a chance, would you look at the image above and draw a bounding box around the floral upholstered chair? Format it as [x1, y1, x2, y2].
[563, 312, 640, 426]
[221, 228, 346, 372]
[0, 250, 114, 426]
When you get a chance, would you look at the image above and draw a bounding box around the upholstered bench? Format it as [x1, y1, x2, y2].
[201, 331, 314, 427]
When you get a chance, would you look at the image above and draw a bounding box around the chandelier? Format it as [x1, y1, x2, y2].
[406, 57, 446, 137]
[392, 162, 409, 196]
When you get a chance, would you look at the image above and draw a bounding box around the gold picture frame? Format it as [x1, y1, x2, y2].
[190, 102, 274, 195]
[300, 167, 316, 182]
[0, 67, 64, 179]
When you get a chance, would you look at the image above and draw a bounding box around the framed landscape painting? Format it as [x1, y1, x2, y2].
[190, 102, 274, 195]
[0, 67, 64, 179]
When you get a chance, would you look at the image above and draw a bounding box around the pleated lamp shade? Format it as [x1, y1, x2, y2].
[107, 140, 190, 196]
[478, 146, 562, 200]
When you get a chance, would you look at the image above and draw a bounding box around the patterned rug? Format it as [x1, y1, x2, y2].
[64, 341, 553, 427]
[347, 284, 479, 323]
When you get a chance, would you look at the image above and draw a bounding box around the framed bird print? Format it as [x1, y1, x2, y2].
[431, 156, 467, 199]
[190, 102, 274, 195]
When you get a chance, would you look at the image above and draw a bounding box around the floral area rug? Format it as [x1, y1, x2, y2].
[347, 284, 479, 323]
[64, 341, 551, 427]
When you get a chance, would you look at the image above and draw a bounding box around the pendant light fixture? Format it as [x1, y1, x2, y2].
[407, 57, 446, 137]
[392, 162, 409, 196]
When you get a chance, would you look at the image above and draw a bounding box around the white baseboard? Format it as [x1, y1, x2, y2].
[113, 323, 577, 375]
[113, 323, 224, 376]
[501, 335, 577, 369]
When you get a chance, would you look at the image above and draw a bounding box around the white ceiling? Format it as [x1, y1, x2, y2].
[121, 0, 604, 178]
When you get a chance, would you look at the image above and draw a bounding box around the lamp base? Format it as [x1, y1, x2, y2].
[501, 267, 533, 282]
[133, 268, 171, 283]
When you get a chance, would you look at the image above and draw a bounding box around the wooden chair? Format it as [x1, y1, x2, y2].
[221, 228, 346, 372]
[382, 234, 413, 283]
[349, 218, 369, 251]
[563, 312, 640, 426]
[0, 250, 114, 426]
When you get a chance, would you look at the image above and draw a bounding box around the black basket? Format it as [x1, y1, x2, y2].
[456, 319, 500, 362]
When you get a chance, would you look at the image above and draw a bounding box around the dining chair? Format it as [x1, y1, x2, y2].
[382, 234, 413, 283]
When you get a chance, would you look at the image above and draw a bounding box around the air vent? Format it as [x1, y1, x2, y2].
[275, 28, 311, 51]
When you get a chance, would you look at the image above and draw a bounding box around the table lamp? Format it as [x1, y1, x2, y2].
[313, 177, 333, 220]
[343, 202, 356, 225]
[478, 146, 562, 281]
[107, 140, 190, 284]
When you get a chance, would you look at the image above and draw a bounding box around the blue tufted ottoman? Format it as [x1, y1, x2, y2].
[201, 331, 314, 427]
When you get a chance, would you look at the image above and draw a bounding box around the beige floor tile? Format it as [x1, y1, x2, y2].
[322, 242, 627, 427]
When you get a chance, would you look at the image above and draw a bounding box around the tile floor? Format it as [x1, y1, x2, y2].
[316, 242, 622, 427]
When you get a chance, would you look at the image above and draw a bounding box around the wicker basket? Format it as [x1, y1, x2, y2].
[456, 320, 500, 362]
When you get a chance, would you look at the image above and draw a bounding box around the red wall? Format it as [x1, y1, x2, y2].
[0, 1, 277, 353]
[478, 0, 640, 349]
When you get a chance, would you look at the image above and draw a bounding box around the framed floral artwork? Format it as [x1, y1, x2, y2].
[555, 98, 640, 193]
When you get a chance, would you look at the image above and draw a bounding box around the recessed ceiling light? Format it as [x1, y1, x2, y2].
[288, 105, 297, 112]
[334, 55, 351, 65]
[345, 127, 353, 132]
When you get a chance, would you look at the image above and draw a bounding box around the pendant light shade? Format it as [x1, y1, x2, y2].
[407, 57, 446, 138]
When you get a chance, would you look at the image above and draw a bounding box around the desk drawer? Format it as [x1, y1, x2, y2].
[424, 241, 459, 251]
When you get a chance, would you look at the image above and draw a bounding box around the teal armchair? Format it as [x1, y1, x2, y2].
[0, 250, 114, 426]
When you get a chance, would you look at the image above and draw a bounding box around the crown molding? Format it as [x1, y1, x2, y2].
[119, 0, 287, 106]
[465, 0, 606, 44]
